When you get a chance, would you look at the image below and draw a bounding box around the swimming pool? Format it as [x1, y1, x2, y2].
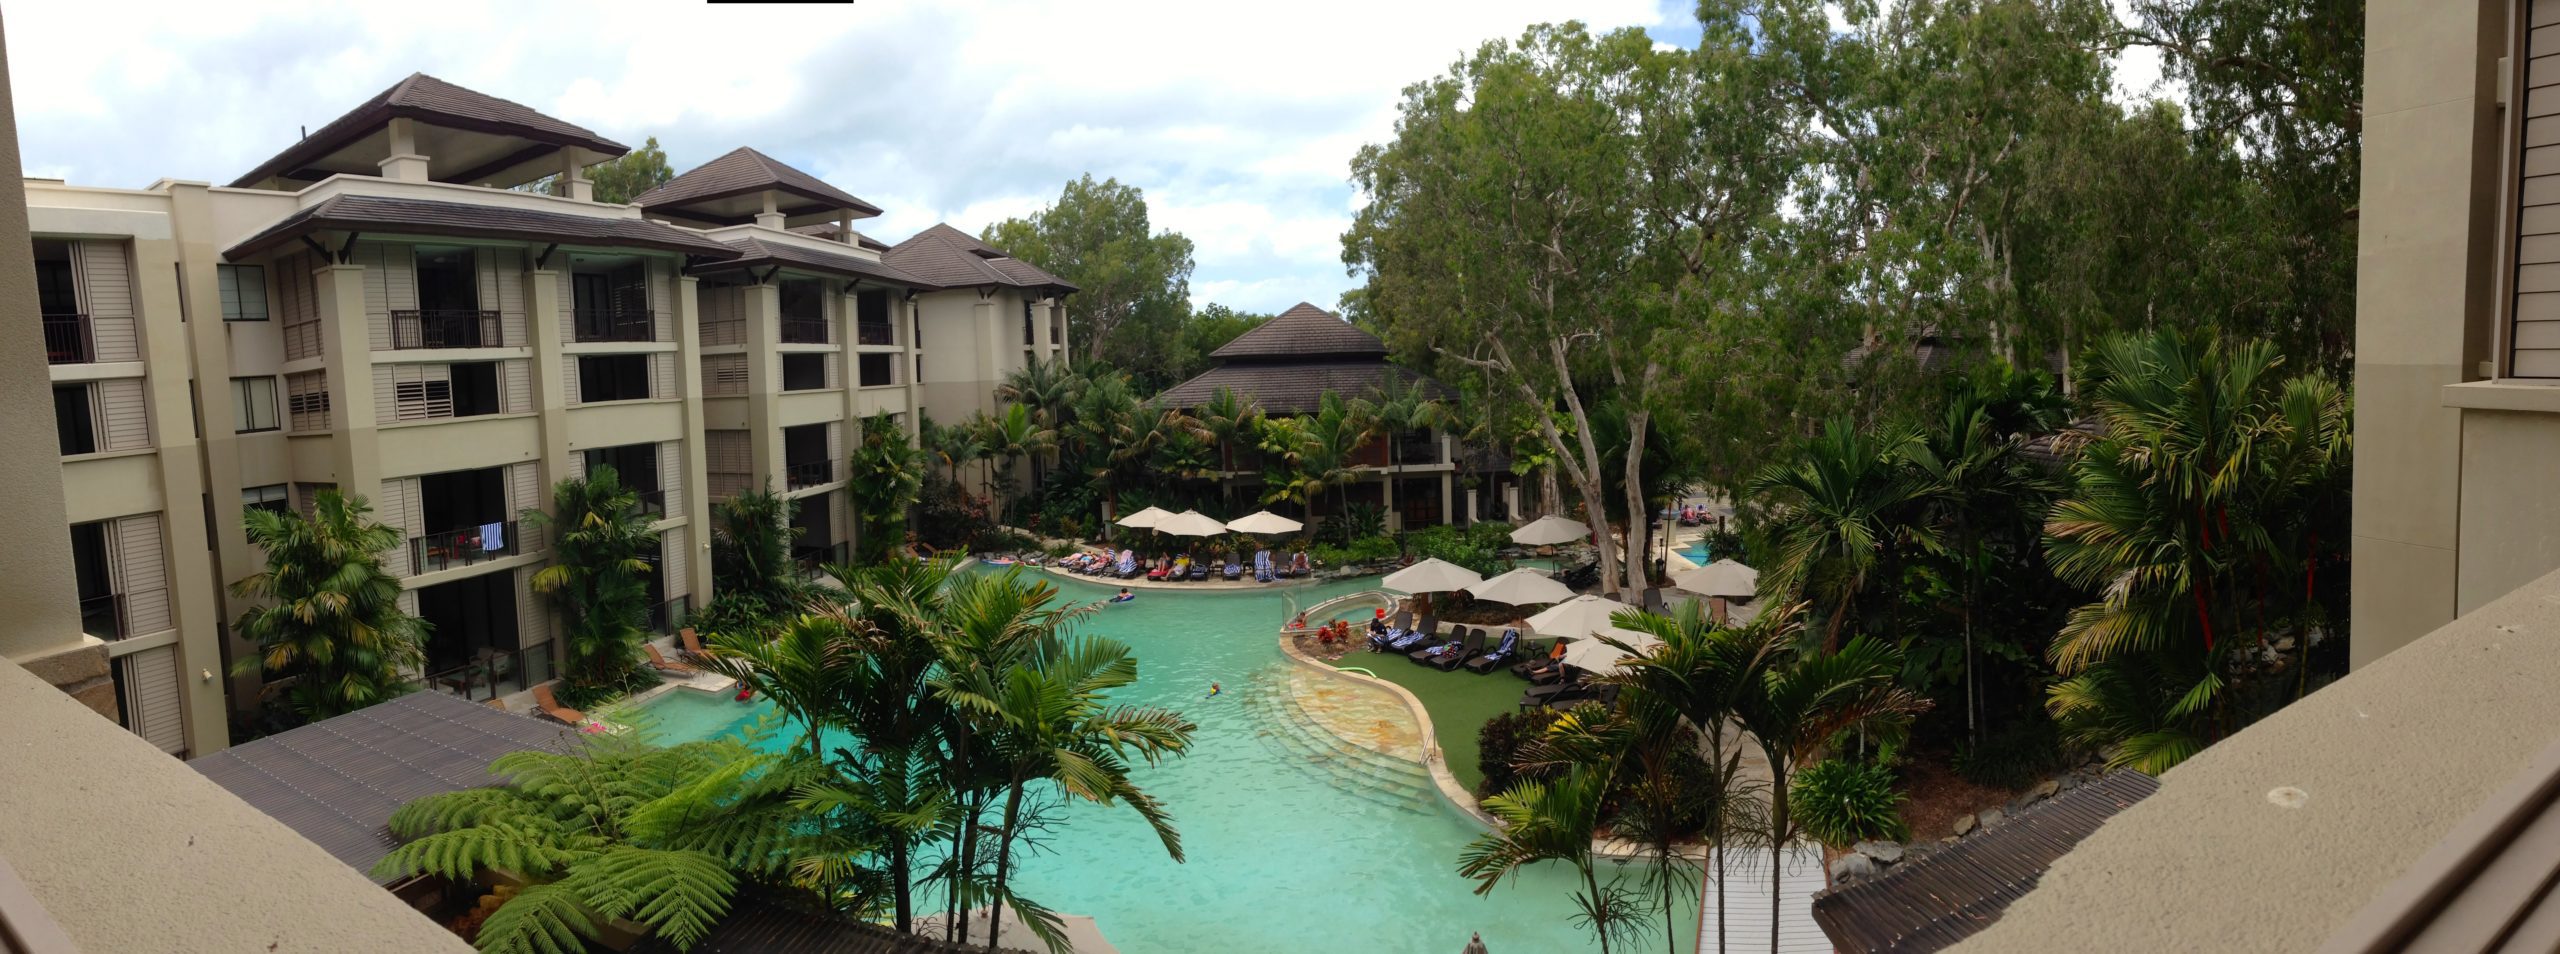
[634, 571, 1695, 953]
[1679, 543, 1711, 564]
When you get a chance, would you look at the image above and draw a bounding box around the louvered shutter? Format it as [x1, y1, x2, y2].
[504, 359, 531, 414]
[510, 463, 542, 541]
[114, 515, 170, 634]
[493, 247, 525, 347]
[663, 526, 690, 599]
[119, 645, 185, 755]
[98, 378, 150, 451]
[648, 259, 675, 342]
[377, 479, 416, 577]
[561, 354, 581, 406]
[659, 440, 684, 517]
[78, 241, 139, 362]
[652, 353, 675, 400]
[516, 566, 550, 647]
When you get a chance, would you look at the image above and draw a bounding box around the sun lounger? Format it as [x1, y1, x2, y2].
[1187, 560, 1210, 580]
[1222, 560, 1242, 580]
[678, 628, 709, 663]
[645, 644, 700, 676]
[1466, 629, 1523, 674]
[1431, 628, 1489, 671]
[533, 683, 587, 726]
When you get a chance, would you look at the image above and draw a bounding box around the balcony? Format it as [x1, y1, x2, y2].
[784, 459, 836, 490]
[422, 641, 554, 703]
[572, 309, 653, 343]
[1395, 434, 1444, 466]
[78, 592, 124, 640]
[857, 321, 895, 346]
[779, 316, 829, 345]
[390, 309, 500, 350]
[647, 595, 693, 636]
[407, 522, 518, 574]
[636, 488, 666, 519]
[42, 313, 91, 364]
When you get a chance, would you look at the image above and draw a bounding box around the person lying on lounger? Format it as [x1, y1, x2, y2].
[1420, 637, 1466, 665]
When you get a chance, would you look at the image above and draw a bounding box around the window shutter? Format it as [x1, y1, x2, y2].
[494, 247, 525, 348]
[663, 526, 690, 599]
[517, 566, 551, 647]
[652, 352, 675, 400]
[510, 462, 542, 536]
[505, 359, 531, 414]
[561, 354, 582, 406]
[660, 440, 684, 517]
[114, 514, 170, 634]
[648, 259, 675, 342]
[377, 479, 415, 577]
[118, 645, 185, 755]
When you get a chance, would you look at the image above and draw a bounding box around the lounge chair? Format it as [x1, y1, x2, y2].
[1116, 551, 1141, 578]
[645, 644, 700, 676]
[1432, 629, 1490, 671]
[678, 628, 709, 663]
[1466, 629, 1524, 674]
[1188, 560, 1211, 581]
[1148, 559, 1172, 581]
[1222, 560, 1242, 580]
[1514, 640, 1566, 680]
[1253, 550, 1274, 583]
[532, 683, 587, 726]
[1387, 615, 1437, 652]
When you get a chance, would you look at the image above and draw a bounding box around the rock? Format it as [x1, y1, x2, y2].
[1939, 836, 1961, 845]
[1853, 840, 1905, 865]
[2030, 780, 2061, 801]
[1952, 813, 1977, 836]
[1828, 853, 1876, 883]
[1977, 807, 2008, 831]
[2274, 636, 2297, 652]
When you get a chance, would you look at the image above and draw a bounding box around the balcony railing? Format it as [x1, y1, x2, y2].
[646, 595, 694, 636]
[635, 488, 667, 519]
[423, 641, 554, 702]
[43, 313, 91, 364]
[573, 309, 653, 343]
[78, 592, 125, 640]
[779, 316, 829, 344]
[857, 322, 895, 346]
[408, 521, 518, 575]
[390, 309, 501, 350]
[1395, 437, 1443, 465]
[785, 459, 836, 490]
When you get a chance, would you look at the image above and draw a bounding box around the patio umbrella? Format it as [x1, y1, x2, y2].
[1153, 510, 1228, 537]
[1560, 625, 1664, 674]
[1115, 506, 1173, 530]
[1464, 567, 1575, 606]
[1224, 510, 1304, 535]
[1383, 558, 1485, 594]
[1511, 513, 1592, 547]
[1525, 593, 1634, 639]
[1671, 558, 1760, 598]
[915, 904, 1120, 954]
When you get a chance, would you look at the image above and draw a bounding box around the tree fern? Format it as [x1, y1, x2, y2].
[571, 847, 737, 949]
[471, 882, 598, 954]
[372, 823, 581, 881]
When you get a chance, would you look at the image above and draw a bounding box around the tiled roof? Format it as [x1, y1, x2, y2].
[231, 73, 628, 188]
[882, 223, 1075, 293]
[1155, 360, 1452, 415]
[628, 890, 1029, 954]
[693, 235, 931, 287]
[222, 194, 742, 260]
[1211, 302, 1386, 359]
[634, 146, 883, 221]
[191, 692, 577, 885]
[1811, 771, 2161, 954]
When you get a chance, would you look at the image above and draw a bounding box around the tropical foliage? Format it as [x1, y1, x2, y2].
[229, 490, 427, 722]
[846, 413, 927, 563]
[527, 465, 661, 708]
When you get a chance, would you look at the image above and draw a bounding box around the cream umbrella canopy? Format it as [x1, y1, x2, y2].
[1115, 506, 1174, 530]
[1224, 510, 1304, 535]
[1152, 510, 1229, 537]
[1511, 513, 1592, 547]
[1561, 625, 1665, 674]
[1525, 593, 1635, 639]
[1464, 567, 1576, 606]
[1383, 557, 1485, 594]
[1671, 558, 1760, 598]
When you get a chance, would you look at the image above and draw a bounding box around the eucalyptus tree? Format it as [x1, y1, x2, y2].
[229, 491, 427, 721]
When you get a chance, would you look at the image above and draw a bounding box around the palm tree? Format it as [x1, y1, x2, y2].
[1149, 417, 1221, 511]
[1728, 603, 1928, 954]
[977, 404, 1055, 521]
[848, 415, 928, 563]
[1262, 392, 1374, 529]
[229, 490, 427, 721]
[1196, 387, 1264, 512]
[996, 359, 1083, 493]
[1899, 387, 2047, 744]
[1458, 767, 1637, 954]
[1064, 371, 1159, 527]
[2043, 330, 2349, 771]
[711, 486, 802, 616]
[700, 612, 854, 761]
[1747, 421, 1927, 649]
[1364, 373, 1449, 532]
[923, 417, 987, 493]
[527, 465, 660, 696]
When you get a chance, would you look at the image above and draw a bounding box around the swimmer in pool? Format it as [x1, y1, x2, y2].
[1110, 588, 1136, 603]
[1206, 682, 1222, 698]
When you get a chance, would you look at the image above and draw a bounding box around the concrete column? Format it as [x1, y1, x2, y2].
[526, 262, 572, 477]
[555, 151, 592, 202]
[316, 264, 382, 507]
[1504, 485, 1521, 521]
[901, 295, 921, 431]
[0, 48, 105, 712]
[170, 181, 265, 722]
[673, 275, 715, 602]
[1464, 488, 1479, 527]
[378, 118, 429, 182]
[1439, 472, 1453, 527]
[972, 296, 1001, 417]
[745, 282, 781, 489]
[131, 233, 226, 754]
[753, 191, 785, 230]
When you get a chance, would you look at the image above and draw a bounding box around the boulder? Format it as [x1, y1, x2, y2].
[1952, 813, 1977, 836]
[1853, 840, 1905, 865]
[1828, 852, 1876, 883]
[2030, 779, 2061, 801]
[1977, 807, 2008, 831]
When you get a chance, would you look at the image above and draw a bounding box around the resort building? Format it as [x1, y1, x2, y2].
[17, 73, 1059, 757]
[1154, 301, 1496, 529]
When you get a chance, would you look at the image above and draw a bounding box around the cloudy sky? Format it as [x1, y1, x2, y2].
[5, 0, 2161, 315]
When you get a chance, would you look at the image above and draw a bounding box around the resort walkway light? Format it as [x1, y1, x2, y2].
[1671, 558, 1760, 598]
[1224, 510, 1304, 535]
[1511, 513, 1592, 547]
[1464, 566, 1574, 606]
[1524, 593, 1635, 639]
[1384, 557, 1485, 594]
[1153, 510, 1228, 537]
[1116, 505, 1175, 529]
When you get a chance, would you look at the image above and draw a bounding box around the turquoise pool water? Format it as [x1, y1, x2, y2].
[1679, 543, 1711, 563]
[633, 571, 1694, 953]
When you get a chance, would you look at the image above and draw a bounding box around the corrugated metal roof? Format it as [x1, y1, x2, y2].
[1210, 302, 1386, 359]
[1811, 771, 2161, 954]
[231, 73, 628, 188]
[881, 224, 1075, 293]
[694, 235, 932, 287]
[634, 146, 884, 221]
[222, 194, 742, 260]
[191, 692, 576, 885]
[1154, 360, 1452, 415]
[627, 891, 1032, 954]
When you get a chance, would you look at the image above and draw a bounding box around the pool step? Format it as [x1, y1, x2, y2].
[1240, 667, 1438, 814]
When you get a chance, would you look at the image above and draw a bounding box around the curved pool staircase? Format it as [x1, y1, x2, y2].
[1240, 665, 1439, 815]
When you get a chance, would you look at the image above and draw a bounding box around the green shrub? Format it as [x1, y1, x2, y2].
[1954, 718, 2068, 790]
[1791, 758, 1909, 848]
[1044, 540, 1080, 558]
[1310, 534, 1398, 568]
[1329, 503, 1387, 544]
[1465, 520, 1516, 551]
[915, 475, 995, 550]
[1407, 524, 1502, 575]
[553, 666, 660, 711]
[1476, 708, 1564, 798]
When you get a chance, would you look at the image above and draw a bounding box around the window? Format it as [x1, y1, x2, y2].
[859, 352, 896, 388]
[231, 377, 278, 433]
[414, 247, 478, 312]
[579, 354, 651, 403]
[782, 353, 828, 391]
[285, 371, 330, 432]
[218, 265, 268, 321]
[450, 362, 500, 417]
[242, 484, 288, 515]
[33, 239, 75, 316]
[779, 278, 827, 344]
[53, 383, 95, 455]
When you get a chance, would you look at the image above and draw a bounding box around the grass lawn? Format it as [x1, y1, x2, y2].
[1334, 650, 1526, 795]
